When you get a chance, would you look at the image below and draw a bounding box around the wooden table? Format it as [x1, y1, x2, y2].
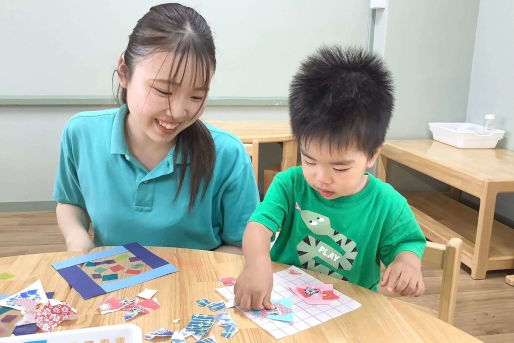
[0, 248, 479, 342]
[378, 139, 514, 279]
[204, 120, 298, 185]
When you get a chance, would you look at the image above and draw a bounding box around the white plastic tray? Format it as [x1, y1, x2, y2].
[0, 324, 142, 343]
[429, 122, 505, 148]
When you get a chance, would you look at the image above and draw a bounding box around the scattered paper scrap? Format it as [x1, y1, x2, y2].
[220, 277, 237, 286]
[99, 296, 124, 315]
[185, 314, 216, 339]
[196, 298, 210, 307]
[35, 302, 78, 332]
[173, 317, 181, 324]
[138, 288, 158, 300]
[216, 312, 236, 327]
[171, 330, 186, 343]
[145, 328, 173, 339]
[221, 324, 238, 339]
[197, 336, 217, 343]
[207, 301, 225, 312]
[0, 273, 14, 280]
[0, 280, 49, 310]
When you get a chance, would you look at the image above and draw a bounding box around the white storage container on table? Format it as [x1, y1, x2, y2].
[429, 122, 505, 149]
[0, 324, 142, 343]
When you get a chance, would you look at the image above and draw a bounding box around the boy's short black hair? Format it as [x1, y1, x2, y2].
[289, 46, 394, 158]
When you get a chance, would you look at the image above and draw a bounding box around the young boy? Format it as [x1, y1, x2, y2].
[234, 46, 426, 310]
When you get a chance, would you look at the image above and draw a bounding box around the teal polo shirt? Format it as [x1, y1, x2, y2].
[53, 105, 259, 249]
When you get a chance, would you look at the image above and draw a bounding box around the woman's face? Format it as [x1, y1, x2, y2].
[119, 51, 210, 148]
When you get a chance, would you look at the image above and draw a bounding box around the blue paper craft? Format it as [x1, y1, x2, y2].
[52, 242, 178, 299]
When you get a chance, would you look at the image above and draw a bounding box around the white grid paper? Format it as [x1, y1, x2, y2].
[216, 266, 361, 339]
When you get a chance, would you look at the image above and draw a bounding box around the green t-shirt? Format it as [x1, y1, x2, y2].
[250, 167, 426, 291]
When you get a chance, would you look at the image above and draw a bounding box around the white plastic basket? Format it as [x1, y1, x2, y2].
[0, 324, 142, 343]
[429, 122, 505, 149]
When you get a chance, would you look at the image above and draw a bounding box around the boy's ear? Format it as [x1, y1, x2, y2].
[117, 56, 129, 88]
[367, 145, 383, 168]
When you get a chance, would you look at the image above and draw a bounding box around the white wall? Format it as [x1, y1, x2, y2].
[465, 0, 514, 224]
[382, 0, 481, 191]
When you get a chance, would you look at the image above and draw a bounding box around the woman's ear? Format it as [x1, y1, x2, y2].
[117, 56, 129, 88]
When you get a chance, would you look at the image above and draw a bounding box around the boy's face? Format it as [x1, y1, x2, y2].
[300, 139, 379, 199]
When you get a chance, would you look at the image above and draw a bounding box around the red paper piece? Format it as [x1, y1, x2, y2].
[110, 265, 124, 272]
[35, 303, 76, 332]
[138, 298, 160, 310]
[126, 269, 142, 275]
[220, 277, 237, 286]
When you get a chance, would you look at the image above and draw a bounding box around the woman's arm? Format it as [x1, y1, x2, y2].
[56, 203, 94, 253]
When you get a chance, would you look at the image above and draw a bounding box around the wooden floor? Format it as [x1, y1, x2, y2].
[1, 211, 513, 342]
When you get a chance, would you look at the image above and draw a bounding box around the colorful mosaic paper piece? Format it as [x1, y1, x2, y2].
[196, 298, 210, 307]
[221, 324, 238, 338]
[110, 265, 124, 273]
[138, 288, 158, 300]
[114, 253, 129, 262]
[289, 284, 339, 305]
[207, 301, 226, 311]
[126, 269, 142, 275]
[144, 328, 173, 339]
[102, 274, 118, 282]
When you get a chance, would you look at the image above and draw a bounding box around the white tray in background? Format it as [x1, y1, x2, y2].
[429, 122, 505, 148]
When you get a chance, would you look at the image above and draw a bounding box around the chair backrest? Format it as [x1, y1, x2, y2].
[244, 141, 260, 183]
[421, 237, 462, 324]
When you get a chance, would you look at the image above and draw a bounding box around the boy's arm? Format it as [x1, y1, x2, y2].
[234, 221, 274, 310]
[379, 201, 426, 297]
[56, 203, 94, 253]
[381, 251, 424, 297]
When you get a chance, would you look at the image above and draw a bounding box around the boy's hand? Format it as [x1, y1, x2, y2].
[381, 251, 424, 297]
[234, 256, 274, 311]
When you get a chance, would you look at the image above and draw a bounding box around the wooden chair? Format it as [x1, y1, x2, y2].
[244, 140, 260, 183]
[422, 237, 463, 324]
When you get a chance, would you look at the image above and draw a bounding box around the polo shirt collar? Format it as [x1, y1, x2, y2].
[111, 104, 129, 155]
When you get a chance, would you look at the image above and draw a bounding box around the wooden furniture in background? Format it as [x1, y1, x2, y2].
[378, 140, 514, 279]
[205, 120, 297, 185]
[422, 238, 462, 324]
[0, 248, 479, 342]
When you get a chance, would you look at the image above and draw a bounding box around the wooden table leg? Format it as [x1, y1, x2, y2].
[471, 187, 497, 279]
[281, 139, 298, 170]
[377, 155, 388, 182]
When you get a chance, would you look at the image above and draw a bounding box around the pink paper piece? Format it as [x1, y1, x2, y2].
[98, 296, 124, 314]
[289, 284, 338, 305]
[220, 277, 237, 286]
[138, 298, 160, 310]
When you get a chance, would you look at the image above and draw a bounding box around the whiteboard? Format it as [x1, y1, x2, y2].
[0, 0, 370, 98]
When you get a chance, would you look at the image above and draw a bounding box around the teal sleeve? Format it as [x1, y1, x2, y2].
[219, 163, 259, 246]
[249, 170, 292, 234]
[53, 124, 87, 210]
[379, 202, 426, 266]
